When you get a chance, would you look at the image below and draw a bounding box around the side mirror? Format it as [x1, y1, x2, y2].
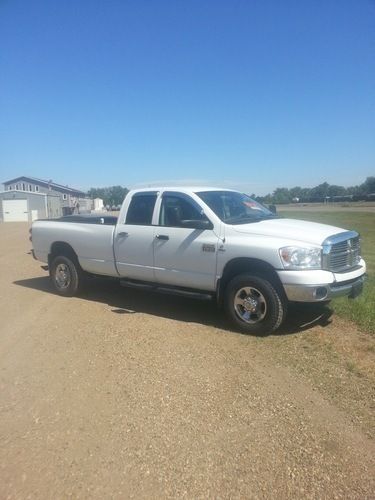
[268, 204, 277, 214]
[181, 219, 213, 230]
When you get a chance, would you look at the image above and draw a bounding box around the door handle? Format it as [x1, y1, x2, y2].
[118, 231, 129, 237]
[155, 234, 169, 240]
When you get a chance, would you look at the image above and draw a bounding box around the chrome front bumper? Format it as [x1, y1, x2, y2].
[283, 275, 366, 302]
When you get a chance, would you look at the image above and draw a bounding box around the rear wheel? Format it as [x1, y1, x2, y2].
[50, 255, 83, 297]
[225, 274, 286, 335]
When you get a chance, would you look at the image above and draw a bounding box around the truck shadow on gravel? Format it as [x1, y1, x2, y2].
[14, 276, 333, 336]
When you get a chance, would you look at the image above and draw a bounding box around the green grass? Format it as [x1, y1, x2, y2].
[280, 210, 375, 334]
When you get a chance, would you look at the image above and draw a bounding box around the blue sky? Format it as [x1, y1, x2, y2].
[1, 0, 374, 195]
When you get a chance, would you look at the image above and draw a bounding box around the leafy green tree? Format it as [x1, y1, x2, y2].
[289, 186, 303, 199]
[87, 186, 129, 206]
[299, 188, 312, 201]
[272, 187, 291, 204]
[327, 185, 346, 197]
[310, 182, 329, 199]
[362, 176, 375, 194]
[260, 194, 272, 204]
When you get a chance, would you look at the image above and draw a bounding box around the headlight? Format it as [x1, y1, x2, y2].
[279, 246, 322, 270]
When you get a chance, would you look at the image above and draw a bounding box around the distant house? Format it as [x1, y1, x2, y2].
[0, 176, 91, 222]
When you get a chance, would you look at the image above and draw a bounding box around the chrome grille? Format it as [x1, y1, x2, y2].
[322, 231, 361, 272]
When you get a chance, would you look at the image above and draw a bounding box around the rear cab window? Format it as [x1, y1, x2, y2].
[125, 192, 157, 225]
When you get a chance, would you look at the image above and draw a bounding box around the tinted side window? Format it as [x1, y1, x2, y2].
[160, 195, 204, 227]
[126, 194, 157, 225]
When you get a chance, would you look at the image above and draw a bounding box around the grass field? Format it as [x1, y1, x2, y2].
[280, 210, 375, 334]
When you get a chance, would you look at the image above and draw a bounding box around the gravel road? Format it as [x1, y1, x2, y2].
[0, 223, 374, 499]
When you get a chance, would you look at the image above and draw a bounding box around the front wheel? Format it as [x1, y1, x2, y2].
[224, 274, 286, 335]
[50, 255, 83, 297]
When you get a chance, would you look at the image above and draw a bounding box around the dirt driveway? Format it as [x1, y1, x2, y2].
[0, 223, 374, 499]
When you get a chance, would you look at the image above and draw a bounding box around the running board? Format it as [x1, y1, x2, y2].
[119, 279, 213, 301]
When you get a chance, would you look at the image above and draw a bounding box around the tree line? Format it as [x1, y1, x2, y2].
[87, 185, 129, 208]
[86, 176, 375, 207]
[254, 176, 375, 205]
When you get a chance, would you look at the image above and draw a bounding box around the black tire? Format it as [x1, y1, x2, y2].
[50, 255, 83, 297]
[224, 274, 286, 335]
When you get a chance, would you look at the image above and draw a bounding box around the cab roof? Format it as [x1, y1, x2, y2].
[129, 186, 239, 195]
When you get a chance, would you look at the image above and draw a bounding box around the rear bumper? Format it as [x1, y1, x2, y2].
[283, 275, 365, 302]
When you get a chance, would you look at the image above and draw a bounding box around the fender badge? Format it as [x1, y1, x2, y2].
[202, 244, 215, 253]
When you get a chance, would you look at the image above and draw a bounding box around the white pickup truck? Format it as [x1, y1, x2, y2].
[31, 187, 366, 334]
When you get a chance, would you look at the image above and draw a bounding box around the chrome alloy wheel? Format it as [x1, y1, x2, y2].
[55, 263, 71, 289]
[233, 286, 267, 324]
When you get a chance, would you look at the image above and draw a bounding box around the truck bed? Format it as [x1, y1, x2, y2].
[32, 216, 119, 276]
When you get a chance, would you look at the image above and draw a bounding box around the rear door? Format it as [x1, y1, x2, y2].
[114, 192, 157, 281]
[153, 192, 220, 291]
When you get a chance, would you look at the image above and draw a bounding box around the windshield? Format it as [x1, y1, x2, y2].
[196, 191, 277, 224]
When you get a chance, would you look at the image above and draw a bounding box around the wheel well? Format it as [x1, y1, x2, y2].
[48, 242, 79, 268]
[217, 258, 284, 304]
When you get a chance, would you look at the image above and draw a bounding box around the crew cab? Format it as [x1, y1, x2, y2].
[30, 187, 366, 334]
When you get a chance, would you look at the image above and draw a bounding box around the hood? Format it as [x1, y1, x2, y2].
[231, 218, 347, 246]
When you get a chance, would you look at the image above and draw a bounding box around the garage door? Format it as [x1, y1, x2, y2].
[3, 199, 29, 222]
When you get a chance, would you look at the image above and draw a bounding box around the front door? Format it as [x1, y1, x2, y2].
[153, 192, 220, 291]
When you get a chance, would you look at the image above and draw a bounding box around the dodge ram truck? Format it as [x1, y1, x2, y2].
[30, 187, 366, 334]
